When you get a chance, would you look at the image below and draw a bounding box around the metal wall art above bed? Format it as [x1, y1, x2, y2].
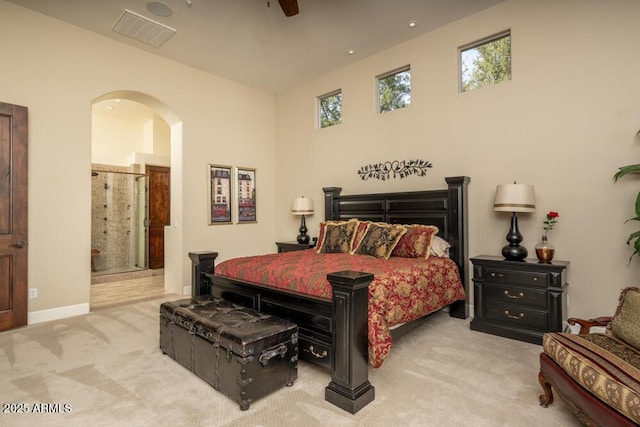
[357, 159, 433, 181]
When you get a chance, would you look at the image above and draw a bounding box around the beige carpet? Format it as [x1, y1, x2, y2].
[1, 296, 580, 427]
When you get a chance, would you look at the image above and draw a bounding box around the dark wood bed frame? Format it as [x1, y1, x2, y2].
[189, 176, 470, 413]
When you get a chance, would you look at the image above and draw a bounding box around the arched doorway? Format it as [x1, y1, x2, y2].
[90, 91, 183, 307]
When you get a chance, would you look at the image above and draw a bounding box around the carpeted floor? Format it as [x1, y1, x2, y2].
[1, 296, 580, 427]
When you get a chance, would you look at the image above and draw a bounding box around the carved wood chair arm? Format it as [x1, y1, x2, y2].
[568, 316, 613, 334]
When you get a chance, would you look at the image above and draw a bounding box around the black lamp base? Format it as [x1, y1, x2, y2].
[296, 215, 309, 244]
[502, 244, 528, 261]
[502, 212, 528, 261]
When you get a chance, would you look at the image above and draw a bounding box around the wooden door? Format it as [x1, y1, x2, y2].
[0, 102, 28, 331]
[146, 165, 170, 269]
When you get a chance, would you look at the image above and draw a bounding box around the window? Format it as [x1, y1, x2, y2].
[377, 66, 411, 114]
[318, 90, 342, 128]
[460, 31, 511, 92]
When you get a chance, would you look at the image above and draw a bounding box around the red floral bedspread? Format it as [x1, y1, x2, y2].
[215, 250, 466, 368]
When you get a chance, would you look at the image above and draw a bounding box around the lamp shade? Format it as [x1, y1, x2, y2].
[494, 184, 535, 213]
[292, 196, 314, 216]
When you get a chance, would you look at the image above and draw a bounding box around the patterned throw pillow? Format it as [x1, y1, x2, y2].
[352, 222, 407, 259]
[351, 220, 371, 251]
[391, 224, 439, 258]
[609, 287, 640, 350]
[316, 219, 358, 254]
[429, 235, 451, 258]
[316, 219, 348, 251]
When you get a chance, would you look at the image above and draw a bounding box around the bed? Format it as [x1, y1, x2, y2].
[189, 176, 470, 413]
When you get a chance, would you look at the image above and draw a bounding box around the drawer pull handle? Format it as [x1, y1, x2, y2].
[504, 290, 524, 299]
[309, 345, 328, 359]
[490, 272, 504, 278]
[533, 277, 538, 282]
[504, 310, 525, 320]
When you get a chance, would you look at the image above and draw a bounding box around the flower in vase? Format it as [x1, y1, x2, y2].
[543, 211, 559, 238]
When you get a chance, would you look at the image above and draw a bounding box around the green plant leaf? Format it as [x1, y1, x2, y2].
[626, 230, 640, 245]
[615, 164, 640, 180]
[614, 164, 640, 181]
[630, 237, 640, 265]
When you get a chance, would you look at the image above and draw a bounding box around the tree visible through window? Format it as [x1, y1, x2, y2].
[378, 66, 411, 113]
[460, 31, 511, 92]
[318, 90, 342, 128]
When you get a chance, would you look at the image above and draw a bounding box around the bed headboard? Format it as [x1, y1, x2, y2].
[322, 176, 470, 319]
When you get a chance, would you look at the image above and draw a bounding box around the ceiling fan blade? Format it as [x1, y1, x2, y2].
[278, 0, 299, 17]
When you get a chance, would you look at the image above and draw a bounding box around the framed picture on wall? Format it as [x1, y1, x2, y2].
[208, 164, 233, 225]
[236, 167, 257, 223]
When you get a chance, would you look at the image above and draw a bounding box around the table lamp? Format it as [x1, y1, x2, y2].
[494, 183, 535, 261]
[292, 196, 314, 244]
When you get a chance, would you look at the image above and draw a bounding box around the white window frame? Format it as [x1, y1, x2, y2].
[459, 30, 511, 92]
[376, 65, 411, 114]
[317, 89, 342, 129]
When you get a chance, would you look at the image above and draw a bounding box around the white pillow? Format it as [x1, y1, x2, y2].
[429, 236, 450, 257]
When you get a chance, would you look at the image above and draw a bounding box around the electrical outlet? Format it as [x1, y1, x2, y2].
[29, 288, 37, 299]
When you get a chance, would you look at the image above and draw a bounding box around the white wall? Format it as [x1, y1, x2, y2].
[274, 0, 640, 318]
[92, 114, 146, 166]
[0, 1, 276, 315]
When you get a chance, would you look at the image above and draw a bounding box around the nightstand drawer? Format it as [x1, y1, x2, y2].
[484, 283, 547, 309]
[484, 303, 548, 330]
[484, 267, 548, 287]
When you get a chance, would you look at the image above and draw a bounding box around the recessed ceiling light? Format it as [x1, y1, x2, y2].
[347, 49, 355, 55]
[408, 21, 417, 28]
[147, 1, 173, 17]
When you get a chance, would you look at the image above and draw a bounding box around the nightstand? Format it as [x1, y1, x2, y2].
[276, 241, 315, 253]
[470, 255, 569, 345]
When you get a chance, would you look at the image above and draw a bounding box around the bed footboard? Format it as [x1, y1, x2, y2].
[188, 251, 375, 413]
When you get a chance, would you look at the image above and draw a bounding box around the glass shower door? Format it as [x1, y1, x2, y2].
[91, 171, 149, 275]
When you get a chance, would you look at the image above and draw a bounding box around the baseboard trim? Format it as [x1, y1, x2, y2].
[28, 303, 90, 325]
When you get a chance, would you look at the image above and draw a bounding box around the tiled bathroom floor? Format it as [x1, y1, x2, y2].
[90, 269, 168, 310]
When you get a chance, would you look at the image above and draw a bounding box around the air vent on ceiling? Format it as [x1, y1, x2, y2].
[112, 9, 176, 48]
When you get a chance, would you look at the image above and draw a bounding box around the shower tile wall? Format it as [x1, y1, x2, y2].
[91, 164, 145, 274]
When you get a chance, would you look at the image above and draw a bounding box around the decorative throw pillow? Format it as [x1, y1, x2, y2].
[317, 219, 358, 254]
[609, 287, 640, 350]
[352, 222, 407, 259]
[429, 235, 451, 258]
[391, 224, 439, 258]
[316, 220, 348, 251]
[351, 221, 371, 251]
